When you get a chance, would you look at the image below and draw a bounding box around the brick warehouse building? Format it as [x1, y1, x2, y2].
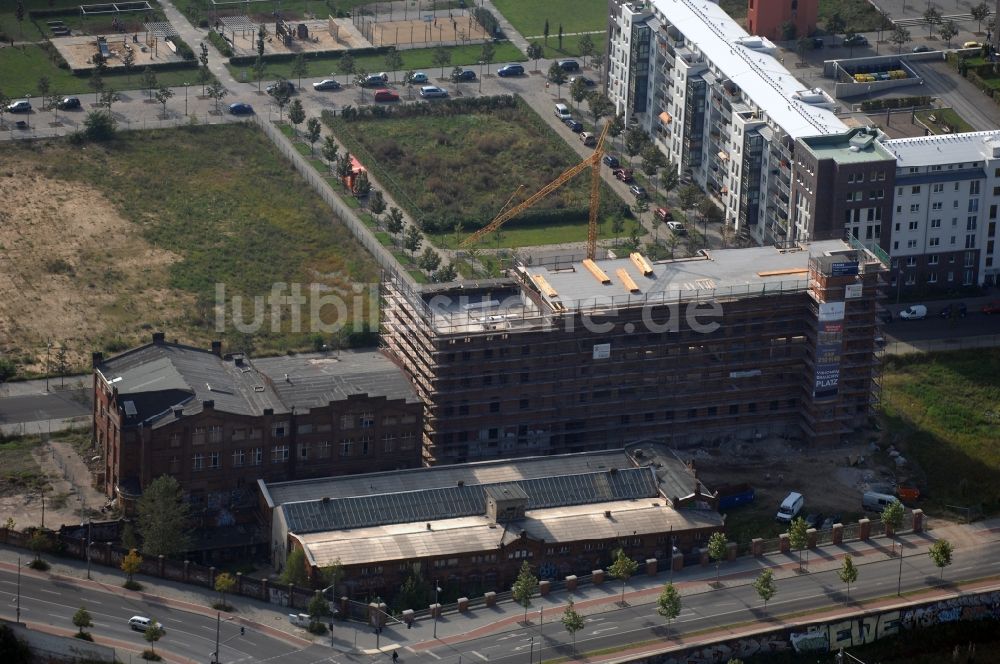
[259, 445, 723, 599]
[93, 334, 423, 522]
[381, 240, 887, 465]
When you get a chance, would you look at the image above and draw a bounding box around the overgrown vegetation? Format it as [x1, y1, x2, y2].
[881, 349, 1000, 515]
[0, 435, 47, 496]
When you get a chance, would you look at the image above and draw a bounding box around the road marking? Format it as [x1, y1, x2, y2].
[425, 649, 442, 660]
[590, 627, 618, 636]
[469, 650, 489, 661]
[38, 589, 60, 595]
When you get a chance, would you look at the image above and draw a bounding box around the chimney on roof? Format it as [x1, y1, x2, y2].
[426, 523, 432, 530]
[92, 352, 103, 367]
[211, 340, 222, 357]
[152, 332, 165, 344]
[457, 480, 464, 487]
[284, 373, 291, 383]
[203, 400, 214, 410]
[173, 408, 183, 419]
[604, 510, 612, 518]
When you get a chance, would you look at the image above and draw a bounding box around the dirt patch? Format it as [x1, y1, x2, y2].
[0, 163, 195, 372]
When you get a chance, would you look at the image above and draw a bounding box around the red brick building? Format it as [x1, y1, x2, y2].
[93, 334, 423, 520]
[747, 0, 818, 42]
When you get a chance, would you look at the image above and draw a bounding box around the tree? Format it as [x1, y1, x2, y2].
[826, 12, 846, 47]
[72, 606, 93, 638]
[386, 207, 405, 244]
[257, 24, 266, 59]
[796, 35, 814, 64]
[434, 263, 458, 283]
[339, 52, 355, 84]
[206, 79, 227, 113]
[558, 24, 563, 50]
[307, 592, 332, 617]
[656, 583, 681, 636]
[273, 83, 291, 121]
[547, 61, 568, 99]
[612, 215, 625, 245]
[939, 20, 958, 48]
[214, 572, 236, 610]
[751, 569, 776, 608]
[122, 47, 136, 83]
[305, 117, 322, 154]
[923, 7, 942, 38]
[154, 86, 173, 117]
[624, 124, 648, 164]
[403, 225, 422, 258]
[511, 560, 538, 624]
[99, 88, 119, 117]
[15, 0, 24, 37]
[527, 42, 544, 72]
[83, 111, 116, 141]
[788, 517, 809, 571]
[561, 599, 584, 652]
[37, 76, 51, 110]
[480, 40, 495, 78]
[28, 530, 52, 568]
[707, 532, 728, 585]
[781, 21, 797, 42]
[336, 152, 353, 184]
[640, 143, 666, 191]
[352, 170, 371, 198]
[891, 25, 911, 54]
[384, 48, 403, 83]
[369, 189, 387, 226]
[136, 475, 190, 557]
[450, 66, 464, 85]
[543, 19, 550, 45]
[253, 57, 266, 93]
[678, 184, 702, 210]
[418, 246, 442, 275]
[121, 548, 143, 588]
[699, 197, 722, 224]
[608, 548, 639, 605]
[290, 53, 308, 88]
[633, 197, 649, 229]
[281, 547, 309, 586]
[54, 344, 69, 386]
[881, 498, 905, 556]
[838, 554, 858, 599]
[396, 573, 430, 611]
[928, 539, 953, 579]
[121, 522, 138, 551]
[608, 113, 625, 148]
[143, 619, 165, 657]
[89, 69, 105, 104]
[570, 77, 590, 110]
[287, 99, 305, 135]
[579, 33, 595, 68]
[666, 232, 680, 259]
[588, 92, 613, 126]
[972, 2, 991, 34]
[198, 63, 212, 96]
[141, 67, 158, 99]
[0, 90, 10, 129]
[432, 46, 451, 78]
[322, 135, 339, 172]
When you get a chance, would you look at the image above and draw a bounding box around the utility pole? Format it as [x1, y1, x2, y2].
[86, 519, 92, 580]
[16, 556, 21, 623]
[213, 611, 221, 663]
[433, 580, 441, 638]
[897, 545, 904, 596]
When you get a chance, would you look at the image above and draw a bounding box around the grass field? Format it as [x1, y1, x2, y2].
[914, 108, 974, 135]
[492, 0, 606, 39]
[0, 435, 46, 497]
[431, 218, 640, 250]
[325, 97, 626, 248]
[1, 124, 379, 368]
[0, 45, 198, 97]
[881, 349, 1000, 515]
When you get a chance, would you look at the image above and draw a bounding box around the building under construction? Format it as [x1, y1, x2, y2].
[381, 240, 887, 464]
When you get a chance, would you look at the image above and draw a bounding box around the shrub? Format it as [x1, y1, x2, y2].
[168, 36, 196, 61]
[206, 31, 234, 58]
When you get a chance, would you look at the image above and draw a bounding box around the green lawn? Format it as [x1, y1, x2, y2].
[492, 0, 607, 39]
[431, 218, 641, 250]
[529, 33, 605, 61]
[914, 108, 974, 135]
[228, 42, 525, 82]
[881, 349, 1000, 515]
[0, 44, 197, 96]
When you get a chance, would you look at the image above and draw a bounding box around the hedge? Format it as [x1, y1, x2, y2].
[859, 95, 932, 111]
[471, 7, 501, 39]
[206, 30, 234, 58]
[70, 59, 198, 75]
[167, 35, 196, 61]
[230, 45, 393, 67]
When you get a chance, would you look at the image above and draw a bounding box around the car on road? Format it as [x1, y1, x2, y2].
[898, 304, 928, 320]
[373, 88, 400, 102]
[564, 117, 583, 132]
[419, 85, 448, 98]
[497, 63, 524, 77]
[312, 78, 341, 91]
[668, 222, 688, 236]
[266, 80, 295, 96]
[57, 96, 81, 110]
[629, 184, 648, 198]
[843, 34, 868, 47]
[654, 207, 673, 222]
[912, 45, 931, 53]
[128, 616, 163, 632]
[963, 41, 983, 49]
[455, 69, 477, 81]
[228, 102, 254, 115]
[570, 75, 595, 87]
[613, 168, 633, 182]
[6, 100, 31, 113]
[981, 300, 1000, 314]
[603, 155, 620, 169]
[409, 72, 429, 84]
[938, 302, 967, 318]
[557, 59, 580, 72]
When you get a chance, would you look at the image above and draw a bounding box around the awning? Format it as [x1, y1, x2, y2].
[659, 111, 672, 124]
[717, 151, 729, 161]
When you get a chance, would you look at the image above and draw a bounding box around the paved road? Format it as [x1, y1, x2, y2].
[906, 60, 1000, 132]
[0, 391, 91, 426]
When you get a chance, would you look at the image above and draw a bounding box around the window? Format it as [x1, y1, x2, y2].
[932, 202, 943, 210]
[932, 183, 944, 193]
[271, 422, 287, 438]
[906, 256, 917, 267]
[970, 180, 981, 195]
[169, 433, 181, 448]
[272, 445, 288, 462]
[208, 425, 222, 443]
[911, 186, 921, 194]
[928, 255, 939, 265]
[929, 238, 940, 246]
[340, 440, 353, 457]
[231, 428, 246, 441]
[233, 449, 245, 467]
[192, 427, 206, 445]
[382, 434, 395, 452]
[908, 221, 918, 231]
[360, 412, 374, 428]
[361, 437, 371, 456]
[299, 444, 309, 460]
[193, 454, 204, 471]
[964, 269, 974, 285]
[519, 398, 529, 410]
[931, 218, 941, 228]
[967, 217, 978, 231]
[252, 447, 263, 465]
[966, 235, 977, 249]
[910, 204, 920, 213]
[928, 272, 938, 284]
[400, 433, 416, 450]
[169, 456, 180, 473]
[340, 415, 354, 430]
[297, 424, 313, 435]
[907, 240, 917, 249]
[948, 271, 954, 282]
[209, 451, 220, 469]
[317, 441, 331, 458]
[249, 428, 262, 440]
[970, 199, 980, 213]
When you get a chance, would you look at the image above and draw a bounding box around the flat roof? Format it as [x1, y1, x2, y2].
[800, 129, 896, 164]
[653, 0, 847, 138]
[521, 241, 852, 311]
[880, 130, 1000, 167]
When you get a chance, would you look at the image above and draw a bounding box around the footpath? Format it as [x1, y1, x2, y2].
[3, 517, 999, 659]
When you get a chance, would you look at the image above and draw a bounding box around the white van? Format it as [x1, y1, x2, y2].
[775, 491, 804, 523]
[862, 491, 898, 512]
[554, 103, 572, 121]
[129, 616, 151, 631]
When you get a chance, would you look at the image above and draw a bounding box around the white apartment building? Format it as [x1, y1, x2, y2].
[606, 0, 845, 245]
[880, 131, 1000, 288]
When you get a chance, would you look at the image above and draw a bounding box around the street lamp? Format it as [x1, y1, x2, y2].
[896, 544, 904, 596]
[184, 82, 190, 115]
[82, 518, 92, 580]
[528, 636, 534, 664]
[16, 556, 21, 623]
[433, 580, 442, 638]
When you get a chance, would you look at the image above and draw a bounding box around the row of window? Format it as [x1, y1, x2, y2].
[174, 414, 418, 446]
[892, 235, 977, 251]
[180, 434, 418, 471]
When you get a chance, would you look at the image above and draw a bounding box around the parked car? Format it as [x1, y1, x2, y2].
[603, 155, 620, 169]
[497, 63, 524, 77]
[843, 34, 868, 47]
[804, 512, 824, 529]
[410, 72, 429, 84]
[912, 45, 931, 53]
[629, 184, 648, 198]
[654, 207, 673, 222]
[810, 37, 824, 49]
[613, 168, 633, 182]
[57, 96, 81, 110]
[898, 304, 928, 320]
[373, 88, 400, 102]
[557, 59, 580, 72]
[570, 75, 595, 87]
[15, 120, 28, 130]
[312, 79, 341, 91]
[6, 100, 31, 113]
[564, 117, 583, 132]
[963, 41, 983, 49]
[455, 69, 477, 81]
[228, 102, 254, 115]
[580, 131, 596, 147]
[266, 80, 295, 96]
[981, 300, 1000, 314]
[938, 302, 967, 318]
[362, 73, 389, 87]
[667, 221, 687, 235]
[420, 85, 448, 98]
[820, 515, 841, 530]
[776, 492, 804, 523]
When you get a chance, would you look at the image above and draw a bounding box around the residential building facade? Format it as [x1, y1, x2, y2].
[747, 0, 818, 43]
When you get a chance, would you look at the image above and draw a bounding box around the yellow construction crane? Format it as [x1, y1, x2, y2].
[460, 121, 612, 260]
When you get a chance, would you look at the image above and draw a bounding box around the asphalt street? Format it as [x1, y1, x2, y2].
[0, 390, 91, 426]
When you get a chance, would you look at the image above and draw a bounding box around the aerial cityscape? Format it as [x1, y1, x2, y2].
[1, 0, 999, 662]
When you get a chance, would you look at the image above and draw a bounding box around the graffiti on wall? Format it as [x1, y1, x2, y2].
[661, 633, 789, 664]
[899, 590, 1000, 630]
[790, 611, 900, 653]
